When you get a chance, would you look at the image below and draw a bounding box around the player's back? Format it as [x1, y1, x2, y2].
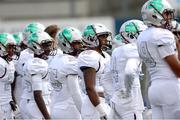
[137, 27, 177, 81]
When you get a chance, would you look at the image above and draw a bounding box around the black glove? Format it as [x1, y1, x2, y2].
[9, 101, 17, 111]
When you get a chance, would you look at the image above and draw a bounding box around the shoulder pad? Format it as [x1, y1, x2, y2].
[27, 58, 48, 75]
[78, 50, 101, 70]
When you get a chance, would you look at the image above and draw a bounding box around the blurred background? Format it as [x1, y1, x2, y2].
[0, 0, 179, 34]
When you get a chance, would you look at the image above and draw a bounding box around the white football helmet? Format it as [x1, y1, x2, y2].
[141, 0, 175, 29]
[13, 32, 23, 47]
[112, 34, 125, 50]
[27, 31, 54, 59]
[120, 19, 147, 43]
[0, 33, 17, 61]
[23, 22, 45, 44]
[56, 27, 84, 54]
[83, 23, 112, 50]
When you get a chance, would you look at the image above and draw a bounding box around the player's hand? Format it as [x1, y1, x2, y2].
[9, 101, 18, 111]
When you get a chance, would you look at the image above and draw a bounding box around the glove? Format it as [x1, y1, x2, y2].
[9, 101, 18, 111]
[95, 103, 107, 120]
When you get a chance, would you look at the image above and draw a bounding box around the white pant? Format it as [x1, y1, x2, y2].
[19, 99, 44, 119]
[51, 97, 81, 119]
[81, 95, 112, 120]
[0, 103, 13, 120]
[149, 79, 180, 119]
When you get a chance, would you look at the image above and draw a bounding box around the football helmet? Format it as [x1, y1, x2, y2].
[0, 33, 17, 61]
[141, 0, 175, 29]
[112, 34, 125, 49]
[13, 32, 23, 46]
[27, 31, 54, 59]
[83, 23, 112, 50]
[56, 27, 84, 55]
[120, 19, 147, 43]
[23, 22, 45, 44]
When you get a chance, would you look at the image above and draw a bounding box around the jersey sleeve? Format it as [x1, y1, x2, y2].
[78, 50, 100, 71]
[156, 31, 176, 59]
[63, 55, 78, 75]
[26, 58, 48, 76]
[31, 74, 43, 91]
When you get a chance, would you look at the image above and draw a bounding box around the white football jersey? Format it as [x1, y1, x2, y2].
[111, 43, 144, 111]
[111, 43, 140, 91]
[47, 48, 63, 64]
[49, 54, 79, 103]
[14, 49, 34, 103]
[78, 50, 111, 93]
[0, 57, 15, 105]
[15, 49, 34, 77]
[21, 57, 49, 100]
[137, 27, 177, 81]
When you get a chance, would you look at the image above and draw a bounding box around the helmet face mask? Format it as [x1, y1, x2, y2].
[141, 0, 175, 29]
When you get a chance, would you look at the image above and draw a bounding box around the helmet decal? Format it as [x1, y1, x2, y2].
[28, 33, 39, 44]
[148, 0, 163, 13]
[63, 29, 72, 41]
[125, 22, 140, 34]
[0, 34, 8, 46]
[83, 25, 95, 38]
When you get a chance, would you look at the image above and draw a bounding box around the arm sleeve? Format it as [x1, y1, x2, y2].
[31, 74, 43, 91]
[27, 58, 48, 76]
[156, 31, 176, 59]
[67, 74, 83, 112]
[124, 58, 140, 94]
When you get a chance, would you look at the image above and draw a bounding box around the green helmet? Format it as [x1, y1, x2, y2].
[141, 0, 175, 29]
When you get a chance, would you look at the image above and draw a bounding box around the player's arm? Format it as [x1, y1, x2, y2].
[124, 58, 139, 93]
[32, 74, 51, 119]
[164, 55, 180, 77]
[175, 35, 180, 60]
[81, 67, 107, 119]
[158, 32, 180, 77]
[81, 67, 100, 106]
[67, 74, 83, 112]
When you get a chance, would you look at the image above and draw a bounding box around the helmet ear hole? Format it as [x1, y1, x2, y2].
[129, 34, 134, 39]
[152, 15, 157, 19]
[62, 43, 66, 47]
[33, 45, 37, 49]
